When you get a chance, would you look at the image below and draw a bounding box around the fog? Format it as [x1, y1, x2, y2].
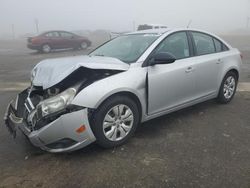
[0, 0, 250, 38]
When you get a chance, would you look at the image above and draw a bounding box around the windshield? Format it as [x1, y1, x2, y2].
[89, 34, 160, 63]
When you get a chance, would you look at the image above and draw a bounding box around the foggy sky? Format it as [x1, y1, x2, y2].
[0, 0, 249, 37]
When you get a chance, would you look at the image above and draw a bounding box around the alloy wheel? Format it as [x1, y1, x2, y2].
[223, 76, 236, 99]
[103, 104, 134, 141]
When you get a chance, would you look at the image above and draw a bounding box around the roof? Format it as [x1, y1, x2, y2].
[127, 28, 217, 36]
[39, 30, 77, 35]
[127, 28, 232, 49]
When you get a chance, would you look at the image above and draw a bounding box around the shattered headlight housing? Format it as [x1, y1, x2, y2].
[37, 88, 76, 117]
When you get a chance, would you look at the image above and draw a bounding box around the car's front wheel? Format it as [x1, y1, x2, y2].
[90, 95, 139, 148]
[217, 71, 238, 103]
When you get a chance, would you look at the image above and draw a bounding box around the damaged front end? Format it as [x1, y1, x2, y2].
[4, 66, 123, 152]
[4, 88, 35, 137]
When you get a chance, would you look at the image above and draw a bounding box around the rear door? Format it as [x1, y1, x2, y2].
[147, 31, 197, 115]
[189, 31, 224, 98]
[59, 31, 76, 48]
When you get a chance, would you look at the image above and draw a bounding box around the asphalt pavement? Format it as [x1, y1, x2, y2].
[0, 36, 250, 188]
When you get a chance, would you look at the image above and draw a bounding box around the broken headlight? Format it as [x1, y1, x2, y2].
[37, 88, 76, 117]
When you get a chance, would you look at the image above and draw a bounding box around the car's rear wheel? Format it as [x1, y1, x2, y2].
[80, 41, 88, 50]
[41, 44, 51, 53]
[90, 95, 139, 148]
[217, 71, 238, 103]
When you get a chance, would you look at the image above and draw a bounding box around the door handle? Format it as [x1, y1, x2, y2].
[185, 67, 193, 73]
[216, 59, 223, 64]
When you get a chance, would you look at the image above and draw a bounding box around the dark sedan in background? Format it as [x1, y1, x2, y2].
[27, 30, 91, 53]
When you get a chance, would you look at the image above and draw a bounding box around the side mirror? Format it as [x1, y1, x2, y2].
[149, 52, 176, 66]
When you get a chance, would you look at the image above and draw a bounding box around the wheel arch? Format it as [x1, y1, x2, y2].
[227, 68, 239, 80]
[216, 66, 240, 95]
[95, 91, 143, 122]
[217, 68, 239, 103]
[217, 67, 239, 95]
[220, 68, 239, 85]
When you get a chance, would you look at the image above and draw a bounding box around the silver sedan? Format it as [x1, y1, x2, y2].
[4, 28, 242, 152]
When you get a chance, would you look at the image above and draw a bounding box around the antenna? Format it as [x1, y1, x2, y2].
[187, 20, 192, 28]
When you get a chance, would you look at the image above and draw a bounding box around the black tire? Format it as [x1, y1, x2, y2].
[41, 44, 51, 53]
[217, 71, 238, 104]
[90, 95, 139, 148]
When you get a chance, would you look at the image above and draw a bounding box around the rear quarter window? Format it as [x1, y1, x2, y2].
[213, 38, 229, 53]
[222, 43, 229, 51]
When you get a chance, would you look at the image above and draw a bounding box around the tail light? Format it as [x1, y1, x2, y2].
[31, 38, 38, 43]
[28, 37, 40, 44]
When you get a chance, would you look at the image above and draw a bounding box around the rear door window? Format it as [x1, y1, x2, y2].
[192, 32, 216, 55]
[60, 32, 74, 38]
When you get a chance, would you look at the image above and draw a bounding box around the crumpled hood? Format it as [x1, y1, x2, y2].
[31, 55, 129, 89]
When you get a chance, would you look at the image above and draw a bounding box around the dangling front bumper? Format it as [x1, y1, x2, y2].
[4, 89, 96, 153]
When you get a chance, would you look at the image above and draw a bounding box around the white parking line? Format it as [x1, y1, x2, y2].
[0, 49, 14, 52]
[0, 82, 30, 91]
[237, 82, 250, 92]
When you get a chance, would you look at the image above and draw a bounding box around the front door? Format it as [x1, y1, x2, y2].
[147, 31, 196, 115]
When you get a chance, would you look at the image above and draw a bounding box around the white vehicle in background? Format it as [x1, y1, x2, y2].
[137, 24, 167, 31]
